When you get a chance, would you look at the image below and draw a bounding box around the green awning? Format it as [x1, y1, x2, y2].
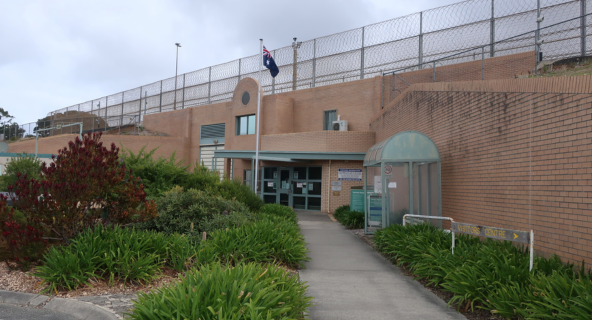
[364, 131, 440, 166]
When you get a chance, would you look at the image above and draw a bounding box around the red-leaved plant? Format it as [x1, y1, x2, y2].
[4, 132, 156, 252]
[0, 194, 46, 270]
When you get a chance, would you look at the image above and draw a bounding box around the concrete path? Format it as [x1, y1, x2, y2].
[297, 210, 465, 320]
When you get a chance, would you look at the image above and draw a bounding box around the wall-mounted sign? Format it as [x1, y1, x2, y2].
[267, 182, 274, 187]
[451, 222, 530, 244]
[374, 176, 382, 193]
[297, 182, 303, 188]
[332, 181, 342, 186]
[338, 169, 362, 181]
[332, 186, 342, 191]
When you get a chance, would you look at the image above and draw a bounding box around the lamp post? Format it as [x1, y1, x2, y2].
[174, 43, 181, 110]
[292, 37, 302, 91]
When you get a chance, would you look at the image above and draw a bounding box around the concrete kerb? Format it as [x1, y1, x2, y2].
[0, 290, 118, 320]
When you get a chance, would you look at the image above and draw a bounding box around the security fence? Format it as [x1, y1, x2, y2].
[6, 115, 141, 141]
[33, 0, 592, 136]
[382, 12, 592, 106]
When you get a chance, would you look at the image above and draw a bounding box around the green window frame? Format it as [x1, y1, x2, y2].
[236, 115, 256, 135]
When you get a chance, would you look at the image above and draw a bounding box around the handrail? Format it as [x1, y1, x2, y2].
[402, 214, 456, 254]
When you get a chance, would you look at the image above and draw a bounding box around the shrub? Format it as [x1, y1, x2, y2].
[333, 205, 364, 229]
[35, 225, 199, 293]
[214, 178, 264, 212]
[258, 203, 298, 224]
[127, 262, 312, 320]
[0, 153, 42, 191]
[197, 212, 255, 235]
[0, 195, 46, 269]
[120, 146, 262, 210]
[141, 187, 251, 235]
[205, 215, 308, 268]
[119, 146, 189, 197]
[373, 223, 592, 318]
[8, 132, 156, 246]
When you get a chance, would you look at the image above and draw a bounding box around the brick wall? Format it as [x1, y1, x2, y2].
[382, 51, 534, 104]
[371, 75, 592, 265]
[262, 131, 375, 152]
[8, 134, 185, 162]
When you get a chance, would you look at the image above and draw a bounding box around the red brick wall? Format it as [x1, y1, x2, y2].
[371, 76, 592, 265]
[262, 131, 375, 152]
[9, 134, 185, 162]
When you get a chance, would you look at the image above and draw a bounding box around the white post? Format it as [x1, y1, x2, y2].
[254, 39, 263, 198]
[529, 230, 534, 271]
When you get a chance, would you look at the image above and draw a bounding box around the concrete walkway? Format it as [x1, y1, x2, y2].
[297, 210, 465, 320]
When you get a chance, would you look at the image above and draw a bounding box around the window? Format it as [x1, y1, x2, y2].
[236, 115, 256, 135]
[323, 110, 337, 130]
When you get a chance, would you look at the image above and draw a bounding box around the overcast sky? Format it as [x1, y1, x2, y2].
[0, 0, 461, 125]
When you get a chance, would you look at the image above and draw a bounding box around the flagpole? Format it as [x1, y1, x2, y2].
[254, 39, 263, 198]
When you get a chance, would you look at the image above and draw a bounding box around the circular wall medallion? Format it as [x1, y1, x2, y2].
[241, 91, 250, 105]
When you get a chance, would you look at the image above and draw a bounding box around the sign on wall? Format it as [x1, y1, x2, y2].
[338, 169, 362, 181]
[451, 222, 530, 244]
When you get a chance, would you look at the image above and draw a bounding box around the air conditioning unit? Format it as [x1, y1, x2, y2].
[332, 115, 348, 131]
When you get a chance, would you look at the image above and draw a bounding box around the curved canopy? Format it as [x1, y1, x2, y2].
[364, 131, 440, 166]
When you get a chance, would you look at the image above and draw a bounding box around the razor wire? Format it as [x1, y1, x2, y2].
[42, 0, 587, 132]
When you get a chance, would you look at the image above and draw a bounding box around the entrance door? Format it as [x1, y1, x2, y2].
[278, 168, 293, 207]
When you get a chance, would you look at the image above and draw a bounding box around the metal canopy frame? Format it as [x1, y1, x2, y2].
[363, 131, 442, 234]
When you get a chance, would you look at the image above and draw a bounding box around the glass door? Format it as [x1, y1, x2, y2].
[278, 168, 293, 207]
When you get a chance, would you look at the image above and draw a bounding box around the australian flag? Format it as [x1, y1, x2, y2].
[263, 46, 279, 78]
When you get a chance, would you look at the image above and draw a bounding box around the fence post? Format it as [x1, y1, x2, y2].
[104, 99, 108, 130]
[432, 62, 436, 82]
[490, 0, 495, 57]
[361, 26, 365, 80]
[208, 67, 212, 104]
[536, 0, 541, 64]
[419, 11, 424, 69]
[90, 99, 94, 132]
[144, 91, 148, 115]
[581, 0, 587, 57]
[381, 74, 384, 109]
[272, 50, 276, 94]
[159, 81, 163, 113]
[312, 40, 316, 87]
[482, 47, 485, 80]
[138, 86, 143, 124]
[182, 74, 186, 109]
[238, 58, 242, 83]
[120, 92, 125, 131]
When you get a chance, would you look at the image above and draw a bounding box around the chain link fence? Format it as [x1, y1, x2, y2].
[382, 12, 592, 105]
[5, 115, 141, 142]
[33, 0, 590, 137]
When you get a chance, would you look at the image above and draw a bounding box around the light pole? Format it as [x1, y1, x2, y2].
[292, 37, 302, 91]
[174, 43, 181, 110]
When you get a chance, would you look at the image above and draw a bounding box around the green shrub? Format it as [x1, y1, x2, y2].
[127, 262, 312, 320]
[258, 203, 298, 224]
[333, 205, 364, 229]
[141, 187, 251, 235]
[121, 146, 263, 211]
[0, 153, 42, 191]
[214, 178, 264, 212]
[333, 205, 350, 219]
[119, 146, 190, 197]
[373, 223, 592, 319]
[35, 225, 199, 293]
[198, 212, 255, 235]
[200, 214, 308, 268]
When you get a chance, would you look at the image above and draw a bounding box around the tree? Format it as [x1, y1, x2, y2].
[8, 132, 157, 243]
[0, 153, 43, 191]
[34, 117, 52, 138]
